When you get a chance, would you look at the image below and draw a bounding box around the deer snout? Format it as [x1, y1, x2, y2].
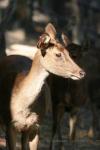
[70, 69, 86, 80]
[79, 70, 86, 78]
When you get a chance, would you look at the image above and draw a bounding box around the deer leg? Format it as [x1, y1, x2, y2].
[88, 103, 96, 138]
[21, 131, 29, 150]
[57, 104, 65, 141]
[6, 125, 17, 150]
[50, 103, 65, 150]
[49, 109, 58, 150]
[29, 131, 39, 150]
[69, 109, 78, 141]
[88, 103, 100, 138]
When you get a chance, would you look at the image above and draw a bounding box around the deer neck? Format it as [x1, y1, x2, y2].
[27, 49, 48, 81]
[12, 50, 49, 111]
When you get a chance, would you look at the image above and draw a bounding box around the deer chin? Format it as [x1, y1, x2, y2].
[70, 75, 81, 80]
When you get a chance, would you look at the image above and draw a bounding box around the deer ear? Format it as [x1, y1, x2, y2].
[61, 33, 71, 47]
[37, 33, 51, 56]
[45, 23, 56, 39]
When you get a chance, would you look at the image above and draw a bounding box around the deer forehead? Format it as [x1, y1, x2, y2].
[53, 42, 67, 52]
[47, 45, 63, 54]
[56, 44, 64, 51]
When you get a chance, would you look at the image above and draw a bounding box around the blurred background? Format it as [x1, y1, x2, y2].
[0, 0, 100, 54]
[0, 0, 100, 150]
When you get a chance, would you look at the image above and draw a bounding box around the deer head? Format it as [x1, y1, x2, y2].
[37, 23, 85, 80]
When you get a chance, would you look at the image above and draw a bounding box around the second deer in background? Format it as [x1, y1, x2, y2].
[49, 34, 90, 150]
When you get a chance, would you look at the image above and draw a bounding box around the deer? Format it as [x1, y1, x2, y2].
[0, 23, 85, 150]
[48, 34, 89, 150]
[6, 33, 100, 145]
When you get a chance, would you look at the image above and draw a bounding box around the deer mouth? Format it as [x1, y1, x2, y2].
[70, 75, 81, 80]
[68, 70, 85, 80]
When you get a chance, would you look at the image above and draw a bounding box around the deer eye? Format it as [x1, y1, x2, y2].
[55, 53, 62, 57]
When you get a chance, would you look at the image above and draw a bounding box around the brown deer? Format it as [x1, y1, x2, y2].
[48, 34, 89, 150]
[0, 23, 85, 150]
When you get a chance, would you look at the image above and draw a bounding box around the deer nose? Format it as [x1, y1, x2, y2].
[79, 70, 86, 78]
